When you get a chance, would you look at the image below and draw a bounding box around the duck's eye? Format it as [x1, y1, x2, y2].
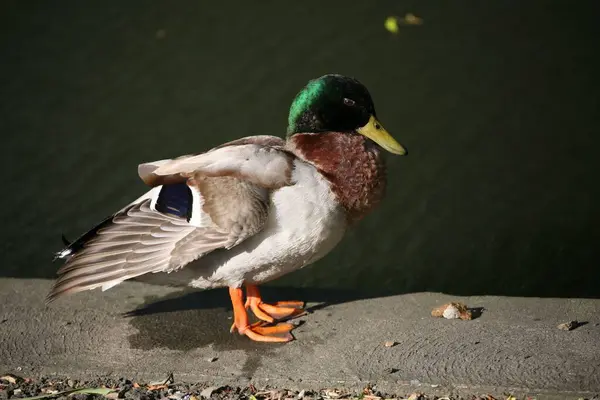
[343, 98, 356, 107]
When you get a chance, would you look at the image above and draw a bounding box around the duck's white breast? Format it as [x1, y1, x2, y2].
[188, 159, 347, 289]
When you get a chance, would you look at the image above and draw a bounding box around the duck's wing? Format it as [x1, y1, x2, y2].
[47, 136, 293, 302]
[138, 137, 291, 188]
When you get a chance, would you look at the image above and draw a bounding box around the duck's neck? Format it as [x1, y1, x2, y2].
[288, 132, 387, 223]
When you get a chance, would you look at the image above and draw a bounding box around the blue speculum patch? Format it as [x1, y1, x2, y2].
[156, 183, 193, 221]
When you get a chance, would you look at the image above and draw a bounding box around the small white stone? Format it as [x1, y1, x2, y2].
[442, 305, 461, 319]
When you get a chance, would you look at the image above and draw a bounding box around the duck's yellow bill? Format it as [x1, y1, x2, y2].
[357, 115, 407, 155]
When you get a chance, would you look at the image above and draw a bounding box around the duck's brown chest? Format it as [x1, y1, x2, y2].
[290, 132, 387, 223]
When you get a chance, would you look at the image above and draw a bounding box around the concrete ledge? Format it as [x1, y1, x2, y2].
[1, 278, 599, 399]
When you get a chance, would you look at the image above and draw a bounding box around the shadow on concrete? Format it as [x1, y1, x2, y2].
[124, 286, 366, 377]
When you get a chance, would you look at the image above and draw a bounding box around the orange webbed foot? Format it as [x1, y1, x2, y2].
[246, 285, 306, 323]
[228, 287, 297, 343]
[243, 321, 295, 342]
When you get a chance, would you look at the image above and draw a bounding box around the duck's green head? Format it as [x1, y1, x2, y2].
[286, 74, 406, 155]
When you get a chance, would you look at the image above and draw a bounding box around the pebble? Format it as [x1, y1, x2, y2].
[442, 305, 461, 319]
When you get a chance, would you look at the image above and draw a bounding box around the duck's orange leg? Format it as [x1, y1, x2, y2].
[228, 287, 294, 342]
[245, 284, 306, 323]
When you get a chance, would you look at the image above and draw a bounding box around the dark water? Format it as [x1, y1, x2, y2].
[1, 0, 599, 300]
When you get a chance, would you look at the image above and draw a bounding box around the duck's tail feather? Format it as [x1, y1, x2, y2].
[61, 234, 71, 247]
[53, 214, 116, 262]
[51, 187, 164, 263]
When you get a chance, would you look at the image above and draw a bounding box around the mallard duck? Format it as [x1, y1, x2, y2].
[48, 74, 407, 342]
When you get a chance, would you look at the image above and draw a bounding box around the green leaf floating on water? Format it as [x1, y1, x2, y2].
[20, 387, 116, 400]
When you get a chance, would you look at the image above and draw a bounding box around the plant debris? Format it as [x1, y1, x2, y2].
[384, 16, 400, 34]
[402, 13, 423, 26]
[1, 375, 19, 385]
[200, 386, 219, 399]
[431, 302, 472, 320]
[20, 387, 115, 400]
[557, 320, 582, 331]
[384, 13, 424, 34]
[0, 375, 595, 400]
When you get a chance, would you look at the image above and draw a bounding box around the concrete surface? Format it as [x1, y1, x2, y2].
[1, 278, 599, 399]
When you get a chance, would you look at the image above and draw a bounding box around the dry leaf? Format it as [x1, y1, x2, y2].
[402, 13, 423, 26]
[384, 17, 399, 34]
[323, 389, 342, 399]
[19, 388, 116, 400]
[0, 375, 18, 384]
[200, 386, 219, 399]
[557, 320, 580, 331]
[431, 302, 472, 320]
[147, 384, 168, 391]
